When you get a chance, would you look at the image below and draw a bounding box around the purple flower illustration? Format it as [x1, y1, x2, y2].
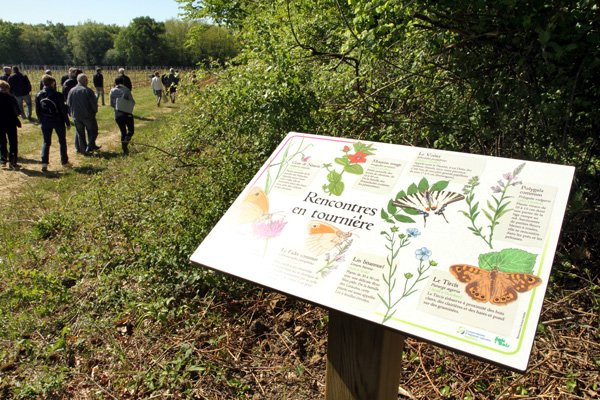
[253, 218, 287, 239]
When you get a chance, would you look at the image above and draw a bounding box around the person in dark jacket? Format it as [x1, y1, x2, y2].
[36, 75, 71, 172]
[62, 68, 79, 101]
[114, 68, 132, 91]
[7, 66, 33, 119]
[0, 66, 11, 82]
[165, 68, 180, 103]
[39, 69, 52, 90]
[60, 68, 70, 87]
[0, 80, 22, 169]
[93, 67, 105, 106]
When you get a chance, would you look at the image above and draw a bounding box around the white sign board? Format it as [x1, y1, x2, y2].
[191, 132, 575, 371]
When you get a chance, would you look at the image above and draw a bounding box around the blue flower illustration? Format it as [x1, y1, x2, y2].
[406, 228, 421, 238]
[415, 247, 432, 261]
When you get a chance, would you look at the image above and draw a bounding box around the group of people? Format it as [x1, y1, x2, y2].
[150, 68, 180, 107]
[0, 66, 138, 171]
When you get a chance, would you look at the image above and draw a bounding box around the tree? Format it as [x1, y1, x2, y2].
[185, 24, 238, 67]
[69, 22, 120, 65]
[112, 17, 167, 65]
[0, 20, 23, 63]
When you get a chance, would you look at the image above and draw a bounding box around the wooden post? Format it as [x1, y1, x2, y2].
[325, 310, 406, 400]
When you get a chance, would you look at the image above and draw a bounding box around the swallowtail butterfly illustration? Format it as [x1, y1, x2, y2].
[392, 190, 465, 226]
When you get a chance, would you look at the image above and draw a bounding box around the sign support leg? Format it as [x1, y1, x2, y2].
[325, 310, 406, 400]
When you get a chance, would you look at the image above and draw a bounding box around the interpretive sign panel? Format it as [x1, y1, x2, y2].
[191, 132, 575, 371]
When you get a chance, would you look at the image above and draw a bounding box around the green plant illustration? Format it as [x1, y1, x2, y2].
[461, 163, 525, 249]
[264, 138, 312, 195]
[381, 177, 453, 224]
[478, 248, 537, 273]
[316, 238, 353, 277]
[322, 142, 376, 196]
[378, 226, 438, 323]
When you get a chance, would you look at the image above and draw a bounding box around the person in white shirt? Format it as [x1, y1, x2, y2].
[150, 71, 163, 107]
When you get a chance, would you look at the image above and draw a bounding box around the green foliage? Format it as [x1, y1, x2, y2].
[0, 18, 237, 67]
[478, 249, 538, 274]
[69, 22, 119, 65]
[185, 24, 239, 67]
[113, 17, 167, 65]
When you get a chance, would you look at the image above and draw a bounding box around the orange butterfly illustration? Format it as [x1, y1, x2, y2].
[449, 265, 542, 305]
[306, 221, 352, 256]
[232, 186, 270, 224]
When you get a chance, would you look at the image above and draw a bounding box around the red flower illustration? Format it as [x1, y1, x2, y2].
[347, 151, 368, 164]
[342, 145, 350, 152]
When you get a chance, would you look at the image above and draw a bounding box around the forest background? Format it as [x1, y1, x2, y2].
[0, 17, 237, 67]
[0, 0, 598, 398]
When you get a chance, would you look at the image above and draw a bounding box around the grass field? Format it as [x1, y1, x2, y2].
[0, 89, 186, 398]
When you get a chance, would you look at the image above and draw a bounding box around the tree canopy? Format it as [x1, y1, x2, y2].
[0, 17, 238, 67]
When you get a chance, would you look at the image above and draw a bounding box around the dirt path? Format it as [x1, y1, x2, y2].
[0, 106, 172, 202]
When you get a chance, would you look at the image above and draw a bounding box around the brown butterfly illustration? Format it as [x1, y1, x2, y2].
[449, 265, 542, 305]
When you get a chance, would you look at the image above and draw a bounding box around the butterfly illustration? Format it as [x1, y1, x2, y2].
[392, 190, 465, 226]
[449, 265, 542, 305]
[232, 186, 270, 224]
[306, 221, 353, 256]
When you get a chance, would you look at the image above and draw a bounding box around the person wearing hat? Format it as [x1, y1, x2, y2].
[93, 67, 105, 106]
[0, 66, 12, 82]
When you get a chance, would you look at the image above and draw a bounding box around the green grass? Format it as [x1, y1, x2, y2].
[0, 89, 205, 398]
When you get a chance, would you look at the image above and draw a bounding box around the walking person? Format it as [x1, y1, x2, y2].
[66, 74, 101, 155]
[36, 75, 71, 172]
[109, 82, 135, 155]
[62, 68, 79, 101]
[7, 66, 33, 120]
[40, 69, 52, 90]
[161, 72, 170, 103]
[115, 68, 132, 91]
[166, 68, 179, 103]
[93, 67, 105, 106]
[0, 80, 22, 169]
[151, 71, 162, 106]
[0, 66, 11, 82]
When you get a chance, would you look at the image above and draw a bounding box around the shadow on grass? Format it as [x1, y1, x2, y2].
[18, 157, 42, 165]
[87, 151, 122, 160]
[73, 165, 106, 175]
[133, 115, 155, 121]
[18, 168, 61, 178]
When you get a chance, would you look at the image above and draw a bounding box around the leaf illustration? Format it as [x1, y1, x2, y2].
[327, 170, 342, 183]
[418, 177, 429, 192]
[328, 180, 345, 196]
[387, 200, 397, 214]
[381, 209, 394, 224]
[407, 183, 419, 195]
[393, 214, 415, 223]
[353, 142, 376, 155]
[430, 180, 449, 192]
[395, 190, 407, 200]
[335, 157, 350, 167]
[344, 164, 363, 174]
[401, 207, 421, 215]
[478, 248, 538, 273]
